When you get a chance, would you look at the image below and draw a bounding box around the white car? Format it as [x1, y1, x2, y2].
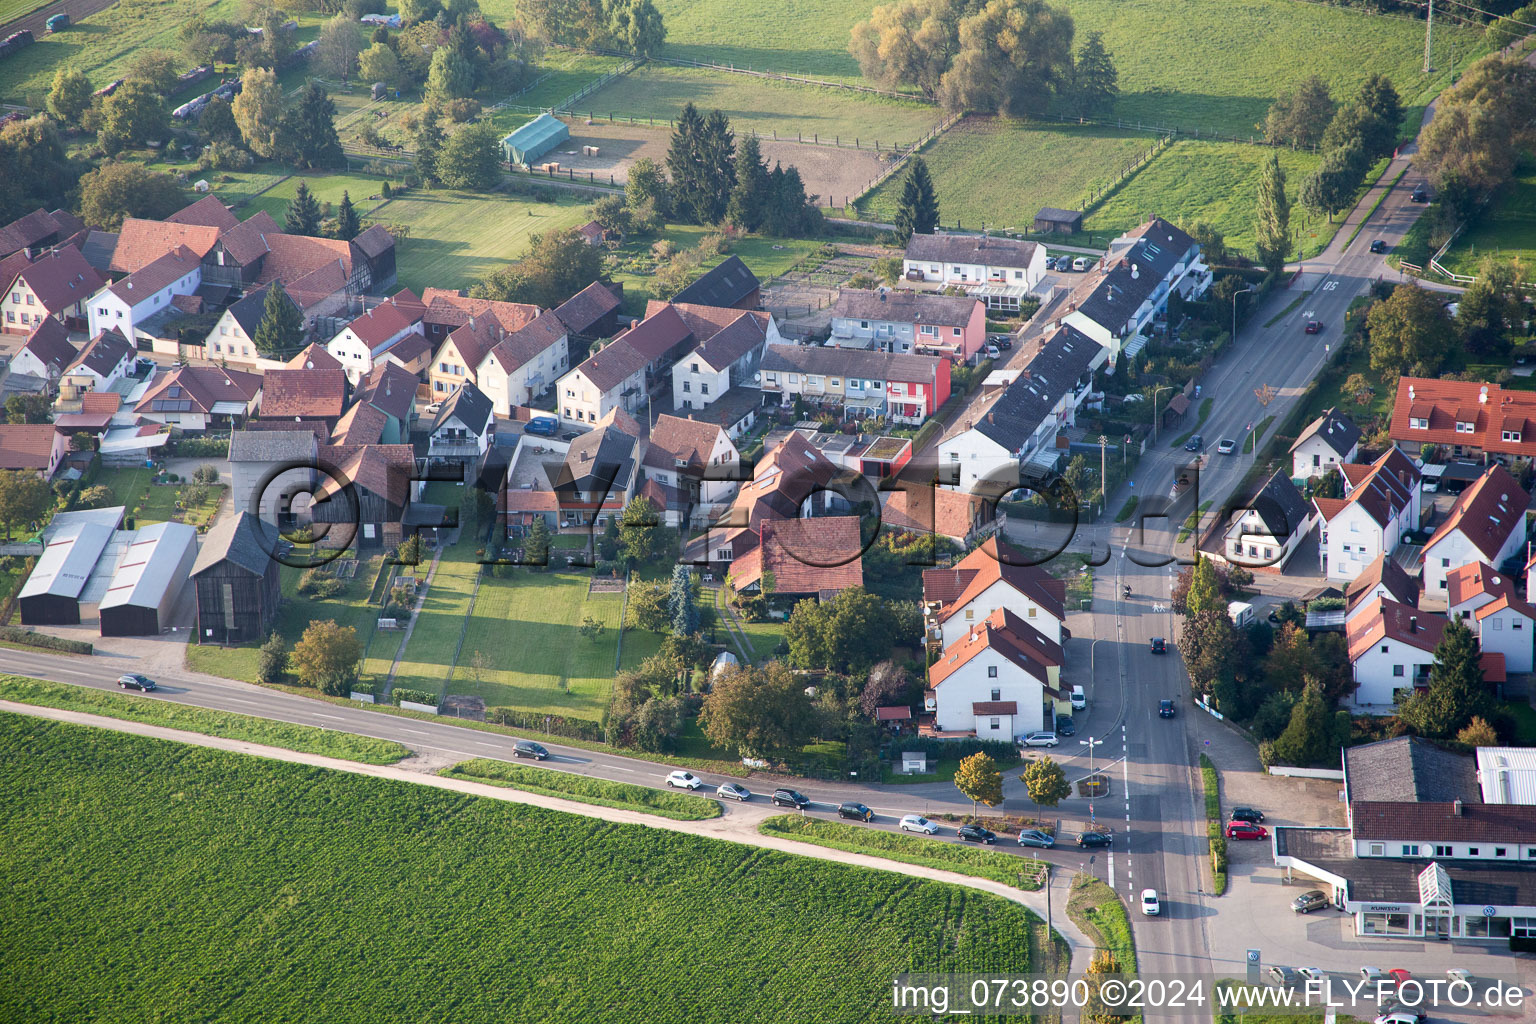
[1297, 968, 1327, 981]
[1021, 732, 1059, 747]
[1140, 889, 1160, 916]
[716, 782, 751, 801]
[1359, 967, 1383, 981]
[665, 770, 703, 790]
[1374, 1014, 1425, 1024]
[900, 814, 939, 835]
[1446, 969, 1471, 983]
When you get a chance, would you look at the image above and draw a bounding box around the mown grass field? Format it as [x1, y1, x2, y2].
[388, 535, 480, 699]
[0, 0, 48, 28]
[443, 758, 723, 819]
[503, 49, 630, 113]
[578, 63, 939, 144]
[1439, 167, 1536, 276]
[1082, 141, 1335, 260]
[607, 228, 823, 314]
[0, 674, 409, 763]
[761, 815, 1045, 890]
[239, 171, 391, 224]
[857, 117, 1153, 231]
[1068, 874, 1137, 970]
[2, 715, 1045, 1022]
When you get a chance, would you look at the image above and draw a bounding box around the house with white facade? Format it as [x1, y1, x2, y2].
[555, 338, 649, 429]
[60, 328, 135, 392]
[640, 414, 741, 527]
[667, 305, 776, 414]
[1292, 407, 1362, 480]
[760, 344, 951, 425]
[87, 245, 202, 342]
[902, 233, 1047, 313]
[475, 309, 569, 416]
[921, 537, 1066, 649]
[1421, 465, 1529, 594]
[828, 289, 986, 362]
[133, 365, 262, 432]
[427, 380, 494, 468]
[1060, 217, 1211, 364]
[1, 245, 103, 334]
[1314, 448, 1421, 582]
[325, 293, 425, 383]
[927, 606, 1063, 740]
[1347, 597, 1447, 708]
[1223, 470, 1314, 571]
[9, 318, 77, 380]
[1447, 562, 1536, 673]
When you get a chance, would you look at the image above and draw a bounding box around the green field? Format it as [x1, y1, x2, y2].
[761, 815, 1045, 890]
[239, 171, 392, 224]
[443, 758, 723, 819]
[1082, 141, 1335, 260]
[607, 228, 824, 314]
[2, 715, 1046, 1022]
[388, 537, 480, 699]
[0, 674, 409, 763]
[578, 63, 939, 144]
[96, 466, 224, 528]
[858, 117, 1153, 232]
[1439, 168, 1536, 276]
[0, 0, 48, 29]
[504, 49, 631, 113]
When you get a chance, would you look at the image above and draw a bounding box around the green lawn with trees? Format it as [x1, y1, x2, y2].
[1438, 167, 1536, 276]
[3, 715, 1048, 1023]
[442, 758, 723, 820]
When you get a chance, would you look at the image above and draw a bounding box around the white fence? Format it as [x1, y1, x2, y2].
[1266, 766, 1345, 780]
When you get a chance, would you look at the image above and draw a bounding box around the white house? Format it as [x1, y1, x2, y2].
[9, 318, 77, 380]
[427, 380, 495, 466]
[555, 338, 648, 428]
[87, 245, 202, 342]
[1223, 470, 1314, 570]
[903, 234, 1047, 307]
[1421, 465, 1529, 594]
[1314, 448, 1421, 582]
[60, 328, 135, 392]
[670, 308, 776, 413]
[1474, 596, 1536, 674]
[641, 413, 741, 526]
[921, 537, 1066, 649]
[133, 365, 262, 432]
[1, 245, 103, 334]
[927, 606, 1062, 739]
[1347, 597, 1446, 708]
[827, 289, 986, 361]
[1343, 554, 1419, 625]
[476, 310, 569, 416]
[1291, 407, 1362, 480]
[325, 294, 424, 383]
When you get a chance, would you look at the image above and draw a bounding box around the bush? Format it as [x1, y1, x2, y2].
[885, 735, 1016, 763]
[484, 706, 603, 742]
[172, 436, 229, 458]
[351, 681, 377, 697]
[443, 97, 481, 122]
[392, 688, 438, 706]
[0, 627, 93, 654]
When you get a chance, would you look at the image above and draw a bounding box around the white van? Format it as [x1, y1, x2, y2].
[1228, 601, 1254, 628]
[1072, 256, 1092, 271]
[1070, 685, 1086, 710]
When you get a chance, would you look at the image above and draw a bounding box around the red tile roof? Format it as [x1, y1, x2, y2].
[287, 342, 344, 371]
[316, 443, 415, 504]
[80, 391, 121, 414]
[259, 368, 348, 420]
[0, 209, 63, 256]
[330, 399, 388, 445]
[1392, 377, 1536, 459]
[1482, 651, 1507, 684]
[420, 288, 539, 334]
[730, 516, 864, 595]
[613, 303, 692, 361]
[1424, 465, 1528, 564]
[0, 424, 58, 470]
[928, 607, 1058, 693]
[1336, 448, 1420, 528]
[1347, 596, 1448, 661]
[1474, 592, 1536, 624]
[284, 258, 350, 309]
[11, 245, 104, 314]
[574, 337, 649, 392]
[880, 484, 980, 541]
[135, 365, 262, 415]
[253, 233, 354, 287]
[0, 249, 33, 295]
[1447, 561, 1515, 609]
[645, 300, 771, 348]
[165, 194, 239, 230]
[107, 245, 200, 303]
[921, 537, 1066, 622]
[1313, 496, 1347, 522]
[1351, 800, 1536, 842]
[344, 296, 422, 349]
[110, 220, 220, 274]
[1344, 554, 1418, 616]
[647, 414, 726, 471]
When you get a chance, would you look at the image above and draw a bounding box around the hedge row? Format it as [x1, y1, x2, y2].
[392, 688, 438, 707]
[0, 627, 92, 655]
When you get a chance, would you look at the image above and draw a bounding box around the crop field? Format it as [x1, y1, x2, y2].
[578, 64, 939, 145]
[857, 118, 1153, 232]
[2, 715, 1045, 1022]
[1082, 141, 1333, 260]
[0, 674, 409, 763]
[1439, 168, 1536, 276]
[443, 758, 723, 819]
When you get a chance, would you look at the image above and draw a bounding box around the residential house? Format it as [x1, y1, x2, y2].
[204, 284, 285, 364]
[0, 207, 86, 259]
[556, 338, 648, 428]
[191, 511, 282, 644]
[1344, 554, 1419, 625]
[640, 413, 741, 526]
[428, 381, 495, 468]
[666, 304, 777, 413]
[1223, 470, 1314, 570]
[1446, 562, 1536, 673]
[921, 537, 1066, 647]
[325, 292, 426, 383]
[612, 303, 695, 382]
[828, 289, 986, 361]
[902, 233, 1047, 312]
[256, 367, 349, 429]
[552, 281, 623, 341]
[727, 516, 865, 597]
[671, 255, 760, 310]
[879, 479, 987, 544]
[134, 365, 262, 432]
[1061, 217, 1211, 363]
[2, 245, 104, 333]
[329, 399, 389, 446]
[1292, 407, 1363, 480]
[312, 443, 418, 549]
[760, 345, 951, 425]
[927, 606, 1063, 739]
[229, 428, 319, 522]
[770, 426, 913, 478]
[475, 309, 569, 416]
[1391, 378, 1536, 466]
[0, 423, 68, 478]
[936, 324, 1105, 492]
[1313, 448, 1422, 582]
[550, 421, 641, 530]
[109, 216, 223, 276]
[60, 328, 135, 392]
[10, 318, 77, 380]
[576, 220, 607, 245]
[1348, 598, 1448, 707]
[287, 342, 344, 372]
[688, 430, 845, 564]
[87, 245, 202, 342]
[419, 287, 539, 346]
[352, 362, 417, 442]
[1421, 465, 1529, 593]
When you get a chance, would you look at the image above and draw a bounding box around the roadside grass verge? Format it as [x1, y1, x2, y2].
[0, 674, 409, 764]
[441, 758, 722, 820]
[1243, 415, 1275, 454]
[1200, 753, 1228, 895]
[1176, 500, 1213, 544]
[1115, 496, 1139, 523]
[760, 814, 1045, 890]
[1168, 398, 1215, 449]
[1264, 291, 1311, 329]
[1068, 874, 1137, 971]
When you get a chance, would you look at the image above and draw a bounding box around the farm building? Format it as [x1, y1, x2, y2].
[191, 511, 283, 645]
[17, 514, 122, 626]
[503, 113, 569, 166]
[97, 521, 198, 637]
[1033, 208, 1082, 234]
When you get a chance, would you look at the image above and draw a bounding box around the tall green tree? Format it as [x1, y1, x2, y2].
[954, 752, 1004, 819]
[0, 469, 52, 540]
[47, 67, 93, 126]
[1263, 75, 1335, 149]
[437, 120, 501, 189]
[426, 46, 475, 102]
[1182, 608, 1239, 693]
[257, 631, 288, 685]
[893, 156, 939, 244]
[278, 83, 344, 170]
[1299, 139, 1366, 222]
[233, 67, 285, 159]
[0, 116, 76, 224]
[625, 155, 670, 218]
[199, 95, 241, 145]
[625, 578, 670, 631]
[1069, 30, 1118, 116]
[665, 102, 708, 223]
[1270, 679, 1342, 766]
[1418, 55, 1536, 192]
[317, 14, 362, 81]
[1366, 282, 1455, 377]
[285, 181, 322, 235]
[358, 41, 402, 88]
[469, 227, 604, 307]
[1397, 619, 1491, 738]
[1254, 152, 1291, 275]
[699, 661, 816, 758]
[930, 0, 1076, 116]
[97, 80, 168, 154]
[126, 49, 179, 96]
[333, 190, 361, 241]
[290, 619, 362, 696]
[1023, 754, 1072, 811]
[525, 515, 551, 566]
[1184, 555, 1222, 617]
[668, 564, 699, 636]
[413, 103, 446, 185]
[77, 162, 184, 231]
[253, 280, 304, 356]
[609, 0, 666, 56]
[762, 162, 820, 237]
[1457, 258, 1524, 359]
[618, 495, 659, 565]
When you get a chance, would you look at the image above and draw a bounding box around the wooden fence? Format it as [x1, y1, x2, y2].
[844, 111, 963, 210]
[1079, 133, 1174, 214]
[572, 44, 926, 104]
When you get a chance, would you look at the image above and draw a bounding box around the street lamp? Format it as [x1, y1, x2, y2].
[1080, 735, 1105, 777]
[1151, 384, 1175, 442]
[1232, 285, 1255, 343]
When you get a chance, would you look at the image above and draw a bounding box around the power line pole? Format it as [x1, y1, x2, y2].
[1425, 0, 1435, 73]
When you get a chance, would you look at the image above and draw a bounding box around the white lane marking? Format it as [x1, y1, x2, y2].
[611, 766, 636, 772]
[316, 714, 348, 722]
[1108, 852, 1115, 888]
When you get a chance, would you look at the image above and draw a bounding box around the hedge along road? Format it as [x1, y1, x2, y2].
[1, 700, 1096, 967]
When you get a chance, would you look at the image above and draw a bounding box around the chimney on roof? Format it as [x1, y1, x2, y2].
[630, 319, 638, 330]
[1410, 614, 1418, 633]
[988, 412, 994, 424]
[1454, 798, 1464, 816]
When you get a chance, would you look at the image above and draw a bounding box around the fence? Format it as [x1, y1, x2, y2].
[846, 111, 963, 209]
[1080, 133, 1174, 215]
[1266, 766, 1345, 780]
[554, 56, 644, 113]
[572, 44, 927, 104]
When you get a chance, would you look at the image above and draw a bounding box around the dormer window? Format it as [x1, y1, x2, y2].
[1504, 430, 1522, 443]
[1410, 416, 1428, 429]
[1456, 420, 1475, 433]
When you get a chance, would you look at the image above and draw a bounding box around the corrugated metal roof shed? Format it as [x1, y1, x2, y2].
[98, 521, 197, 613]
[1478, 747, 1536, 805]
[18, 522, 116, 600]
[502, 113, 569, 165]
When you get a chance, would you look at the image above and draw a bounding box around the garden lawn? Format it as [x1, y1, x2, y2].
[607, 229, 823, 314]
[187, 167, 289, 212]
[239, 172, 391, 224]
[1439, 167, 1536, 276]
[442, 758, 722, 820]
[577, 64, 939, 144]
[373, 188, 592, 294]
[1292, 343, 1390, 435]
[1, 715, 1046, 1023]
[858, 118, 1152, 232]
[388, 537, 480, 699]
[0, 674, 408, 763]
[761, 815, 1045, 890]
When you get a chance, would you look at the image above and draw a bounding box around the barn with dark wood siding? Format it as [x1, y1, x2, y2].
[191, 512, 282, 645]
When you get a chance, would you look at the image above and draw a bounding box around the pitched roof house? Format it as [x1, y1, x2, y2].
[88, 244, 202, 342]
[1313, 447, 1421, 582]
[10, 317, 77, 379]
[1421, 465, 1529, 594]
[352, 361, 418, 442]
[921, 537, 1066, 646]
[672, 255, 760, 310]
[902, 234, 1046, 307]
[0, 207, 83, 258]
[642, 413, 741, 524]
[0, 423, 67, 477]
[476, 309, 570, 416]
[728, 516, 865, 597]
[927, 605, 1063, 740]
[325, 292, 425, 382]
[552, 280, 623, 339]
[664, 304, 778, 415]
[61, 327, 135, 391]
[555, 337, 649, 428]
[1344, 553, 1418, 624]
[134, 364, 262, 432]
[428, 380, 495, 463]
[828, 288, 986, 361]
[257, 367, 349, 426]
[1347, 597, 1449, 708]
[1391, 377, 1536, 463]
[1292, 407, 1362, 479]
[2, 244, 105, 333]
[761, 343, 952, 425]
[1223, 470, 1314, 571]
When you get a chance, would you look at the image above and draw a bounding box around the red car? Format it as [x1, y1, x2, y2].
[1304, 321, 1323, 334]
[1226, 821, 1269, 840]
[1388, 969, 1412, 986]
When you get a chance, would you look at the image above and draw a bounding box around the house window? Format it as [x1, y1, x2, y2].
[830, 378, 841, 388]
[920, 325, 936, 336]
[1369, 843, 1385, 856]
[987, 667, 997, 679]
[1493, 618, 1504, 630]
[1435, 845, 1452, 856]
[1401, 844, 1418, 856]
[221, 327, 228, 336]
[1469, 847, 1480, 856]
[964, 609, 974, 619]
[990, 688, 1000, 701]
[701, 383, 709, 395]
[787, 374, 798, 384]
[25, 294, 33, 305]
[9, 292, 17, 302]
[683, 382, 691, 392]
[952, 327, 961, 337]
[1506, 430, 1523, 442]
[1497, 848, 1508, 857]
[765, 373, 778, 385]
[691, 362, 699, 372]
[989, 717, 1001, 730]
[1393, 665, 1404, 676]
[1456, 420, 1475, 433]
[3, 312, 10, 323]
[1410, 416, 1428, 429]
[116, 311, 122, 318]
[860, 320, 869, 329]
[1442, 558, 1450, 567]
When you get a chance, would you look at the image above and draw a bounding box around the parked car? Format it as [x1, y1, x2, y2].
[985, 344, 1001, 359]
[1055, 715, 1076, 737]
[838, 801, 874, 822]
[1446, 969, 1471, 983]
[717, 782, 751, 801]
[997, 336, 1013, 350]
[1150, 637, 1167, 654]
[1297, 968, 1327, 981]
[1018, 829, 1055, 848]
[1226, 821, 1268, 840]
[1158, 699, 1176, 718]
[665, 770, 703, 790]
[1184, 434, 1204, 452]
[523, 416, 559, 437]
[1072, 256, 1092, 271]
[1070, 685, 1086, 710]
[900, 814, 940, 835]
[772, 788, 810, 809]
[1141, 889, 1160, 916]
[1217, 438, 1237, 454]
[1291, 889, 1329, 913]
[1230, 806, 1265, 823]
[1045, 255, 1058, 270]
[560, 431, 580, 441]
[117, 673, 157, 692]
[1374, 1014, 1425, 1024]
[1369, 239, 1388, 254]
[1021, 731, 1059, 747]
[1360, 967, 1383, 981]
[1267, 966, 1298, 987]
[512, 740, 549, 760]
[957, 824, 997, 844]
[1076, 830, 1112, 848]
[424, 401, 442, 415]
[1387, 969, 1412, 986]
[1305, 320, 1323, 334]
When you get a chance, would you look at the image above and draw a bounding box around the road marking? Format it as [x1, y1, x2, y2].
[1108, 852, 1115, 888]
[611, 766, 636, 772]
[316, 714, 348, 722]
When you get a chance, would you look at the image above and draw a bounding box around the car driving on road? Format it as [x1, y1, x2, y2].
[1141, 889, 1160, 916]
[900, 814, 939, 835]
[1184, 434, 1204, 452]
[665, 770, 703, 790]
[717, 782, 751, 801]
[512, 740, 549, 760]
[1018, 829, 1055, 848]
[1305, 320, 1322, 334]
[1370, 239, 1388, 253]
[837, 802, 874, 821]
[957, 824, 997, 844]
[1158, 699, 1176, 718]
[117, 673, 157, 691]
[1217, 438, 1236, 454]
[1150, 637, 1167, 654]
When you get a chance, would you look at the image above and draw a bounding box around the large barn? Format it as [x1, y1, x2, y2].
[97, 521, 198, 637]
[191, 511, 282, 645]
[16, 507, 125, 626]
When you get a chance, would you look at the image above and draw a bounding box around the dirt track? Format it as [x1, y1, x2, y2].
[1, 0, 115, 42]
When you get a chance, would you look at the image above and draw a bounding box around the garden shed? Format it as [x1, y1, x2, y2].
[502, 113, 569, 166]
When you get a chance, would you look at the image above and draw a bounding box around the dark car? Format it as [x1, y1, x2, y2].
[117, 673, 157, 692]
[1150, 637, 1167, 655]
[838, 801, 874, 822]
[560, 431, 580, 441]
[1055, 715, 1076, 737]
[997, 336, 1013, 350]
[1410, 184, 1429, 203]
[1077, 830, 1113, 848]
[1158, 699, 1176, 718]
[512, 740, 549, 760]
[957, 824, 997, 844]
[1231, 806, 1265, 824]
[1304, 320, 1322, 334]
[772, 788, 810, 809]
[1292, 889, 1329, 913]
[1184, 434, 1204, 452]
[1369, 239, 1388, 254]
[523, 416, 559, 437]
